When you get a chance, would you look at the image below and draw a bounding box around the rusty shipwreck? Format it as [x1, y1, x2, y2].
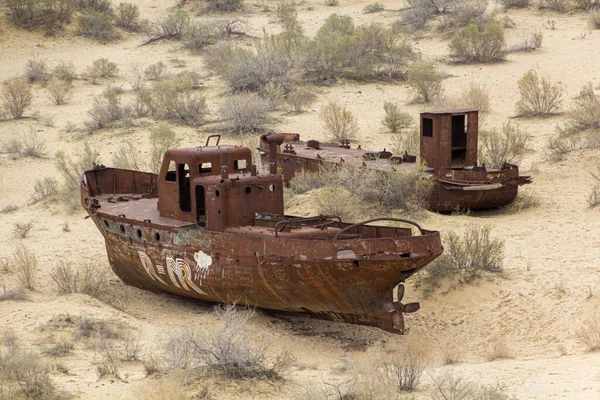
[81, 135, 443, 334]
[260, 109, 532, 212]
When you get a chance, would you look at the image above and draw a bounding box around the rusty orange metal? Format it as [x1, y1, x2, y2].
[81, 136, 443, 334]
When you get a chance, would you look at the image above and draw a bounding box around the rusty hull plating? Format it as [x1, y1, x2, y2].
[81, 138, 443, 334]
[260, 110, 531, 212]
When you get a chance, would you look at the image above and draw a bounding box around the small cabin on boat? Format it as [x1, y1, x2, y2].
[157, 136, 284, 231]
[419, 109, 479, 169]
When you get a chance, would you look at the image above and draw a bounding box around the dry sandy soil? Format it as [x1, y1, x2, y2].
[1, 0, 600, 398]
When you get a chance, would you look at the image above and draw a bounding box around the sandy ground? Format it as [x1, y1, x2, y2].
[1, 0, 600, 398]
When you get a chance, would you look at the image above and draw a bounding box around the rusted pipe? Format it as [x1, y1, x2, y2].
[263, 133, 285, 175]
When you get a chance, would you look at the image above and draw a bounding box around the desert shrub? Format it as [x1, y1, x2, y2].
[449, 22, 506, 63]
[479, 122, 530, 168]
[0, 204, 18, 214]
[31, 177, 60, 204]
[260, 82, 286, 110]
[145, 61, 168, 81]
[510, 29, 543, 52]
[425, 225, 504, 286]
[438, 0, 491, 33]
[202, 0, 243, 13]
[429, 372, 476, 400]
[43, 339, 74, 356]
[391, 128, 419, 155]
[183, 21, 221, 52]
[515, 69, 563, 117]
[544, 132, 600, 160]
[26, 56, 50, 83]
[0, 351, 55, 398]
[382, 102, 414, 133]
[78, 10, 119, 41]
[285, 87, 316, 113]
[407, 62, 444, 103]
[13, 244, 38, 290]
[56, 143, 100, 208]
[1, 137, 22, 155]
[4, 0, 75, 34]
[46, 76, 72, 105]
[20, 129, 47, 157]
[320, 100, 358, 142]
[1, 77, 33, 119]
[145, 10, 190, 42]
[287, 170, 323, 194]
[315, 186, 361, 221]
[93, 58, 119, 78]
[461, 82, 490, 113]
[483, 337, 512, 361]
[1, 284, 26, 301]
[363, 2, 385, 13]
[380, 338, 430, 391]
[85, 87, 127, 132]
[591, 11, 600, 28]
[506, 191, 540, 212]
[112, 141, 144, 171]
[96, 340, 121, 378]
[537, 0, 569, 11]
[501, 0, 530, 8]
[161, 331, 195, 370]
[53, 60, 77, 83]
[219, 93, 272, 134]
[50, 261, 110, 299]
[559, 83, 600, 134]
[85, 64, 101, 84]
[115, 2, 140, 31]
[402, 0, 444, 30]
[13, 222, 33, 238]
[186, 303, 293, 379]
[576, 314, 600, 351]
[126, 64, 146, 91]
[148, 123, 181, 173]
[139, 77, 208, 126]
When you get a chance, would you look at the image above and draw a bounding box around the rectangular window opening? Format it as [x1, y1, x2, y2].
[234, 159, 248, 170]
[422, 118, 433, 137]
[165, 160, 177, 182]
[199, 162, 212, 173]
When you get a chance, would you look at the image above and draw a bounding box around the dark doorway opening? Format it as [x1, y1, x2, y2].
[195, 185, 206, 227]
[451, 115, 467, 166]
[178, 163, 191, 212]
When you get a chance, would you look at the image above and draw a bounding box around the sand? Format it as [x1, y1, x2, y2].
[1, 0, 600, 398]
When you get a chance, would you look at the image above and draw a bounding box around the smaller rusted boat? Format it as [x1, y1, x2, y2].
[81, 135, 443, 334]
[259, 109, 531, 212]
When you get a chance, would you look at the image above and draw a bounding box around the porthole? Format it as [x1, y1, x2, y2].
[269, 184, 275, 192]
[120, 225, 125, 233]
[137, 229, 142, 238]
[245, 187, 251, 194]
[154, 232, 161, 241]
[215, 190, 220, 197]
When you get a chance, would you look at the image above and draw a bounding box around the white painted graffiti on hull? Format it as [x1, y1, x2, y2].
[138, 250, 212, 296]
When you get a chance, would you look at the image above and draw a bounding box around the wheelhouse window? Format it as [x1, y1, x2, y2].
[199, 162, 212, 173]
[234, 159, 247, 170]
[165, 160, 177, 182]
[178, 163, 191, 212]
[422, 118, 433, 137]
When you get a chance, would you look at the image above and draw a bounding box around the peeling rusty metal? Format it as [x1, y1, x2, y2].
[259, 110, 532, 212]
[81, 135, 443, 334]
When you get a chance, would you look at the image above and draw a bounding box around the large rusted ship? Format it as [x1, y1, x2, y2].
[81, 135, 443, 334]
[260, 109, 532, 212]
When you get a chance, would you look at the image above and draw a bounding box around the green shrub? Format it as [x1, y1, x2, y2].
[202, 0, 243, 13]
[4, 0, 75, 34]
[479, 122, 530, 168]
[53, 60, 77, 83]
[285, 87, 316, 113]
[501, 0, 530, 8]
[77, 10, 119, 41]
[183, 21, 221, 52]
[218, 93, 272, 134]
[401, 0, 441, 30]
[93, 57, 119, 77]
[363, 2, 385, 13]
[407, 62, 444, 103]
[115, 2, 140, 31]
[449, 22, 506, 63]
[559, 83, 600, 134]
[382, 102, 414, 133]
[85, 87, 127, 132]
[515, 69, 563, 117]
[1, 77, 33, 119]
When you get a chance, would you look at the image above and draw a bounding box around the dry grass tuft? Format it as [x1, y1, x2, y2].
[50, 261, 111, 299]
[13, 244, 38, 291]
[483, 336, 512, 361]
[13, 222, 33, 239]
[575, 314, 600, 352]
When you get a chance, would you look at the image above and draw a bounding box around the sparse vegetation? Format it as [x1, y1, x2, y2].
[407, 62, 444, 103]
[391, 128, 419, 155]
[501, 0, 530, 8]
[382, 338, 430, 392]
[26, 56, 50, 83]
[479, 122, 530, 168]
[382, 102, 414, 133]
[320, 100, 358, 142]
[506, 191, 541, 213]
[50, 261, 110, 299]
[575, 314, 600, 351]
[202, 0, 244, 13]
[515, 69, 563, 117]
[558, 83, 600, 135]
[545, 130, 600, 161]
[46, 76, 72, 105]
[115, 2, 141, 31]
[510, 30, 543, 52]
[13, 222, 33, 238]
[78, 10, 120, 41]
[13, 243, 38, 290]
[285, 87, 316, 113]
[449, 22, 506, 63]
[430, 371, 516, 400]
[1, 129, 47, 159]
[363, 2, 385, 13]
[591, 11, 600, 28]
[4, 0, 76, 35]
[56, 143, 100, 208]
[589, 165, 600, 208]
[94, 58, 120, 78]
[31, 177, 60, 204]
[53, 60, 77, 83]
[483, 337, 513, 361]
[218, 93, 272, 134]
[1, 77, 33, 119]
[85, 86, 128, 132]
[315, 186, 362, 221]
[0, 350, 55, 398]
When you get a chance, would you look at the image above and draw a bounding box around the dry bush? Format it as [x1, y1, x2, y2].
[183, 21, 222, 52]
[1, 137, 22, 155]
[56, 143, 100, 208]
[144, 10, 190, 42]
[479, 122, 530, 168]
[145, 61, 168, 81]
[402, 0, 445, 30]
[438, 0, 491, 33]
[363, 2, 385, 12]
[510, 30, 543, 52]
[515, 69, 563, 117]
[506, 191, 540, 213]
[202, 0, 244, 13]
[112, 142, 144, 171]
[460, 82, 491, 113]
[46, 76, 72, 105]
[1, 283, 26, 302]
[13, 222, 33, 239]
[408, 62, 444, 103]
[20, 129, 46, 158]
[126, 64, 146, 91]
[85, 87, 128, 132]
[588, 165, 600, 208]
[430, 371, 477, 400]
[161, 331, 195, 370]
[391, 128, 419, 155]
[53, 60, 76, 83]
[537, 0, 570, 11]
[315, 186, 361, 221]
[545, 131, 600, 161]
[31, 176, 60, 204]
[288, 170, 323, 194]
[501, 0, 530, 8]
[26, 56, 50, 83]
[449, 22, 506, 63]
[4, 0, 75, 34]
[1, 77, 33, 119]
[382, 102, 414, 133]
[50, 261, 110, 299]
[43, 338, 74, 357]
[425, 225, 504, 287]
[0, 350, 55, 398]
[94, 58, 119, 77]
[78, 10, 120, 41]
[591, 11, 600, 28]
[559, 83, 600, 135]
[0, 204, 18, 214]
[185, 303, 293, 379]
[218, 93, 272, 134]
[96, 340, 121, 378]
[13, 244, 38, 291]
[320, 100, 358, 142]
[285, 87, 316, 113]
[483, 337, 512, 361]
[115, 2, 140, 31]
[575, 314, 600, 351]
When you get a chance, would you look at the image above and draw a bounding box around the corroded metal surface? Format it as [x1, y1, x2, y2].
[81, 139, 443, 334]
[259, 109, 531, 212]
